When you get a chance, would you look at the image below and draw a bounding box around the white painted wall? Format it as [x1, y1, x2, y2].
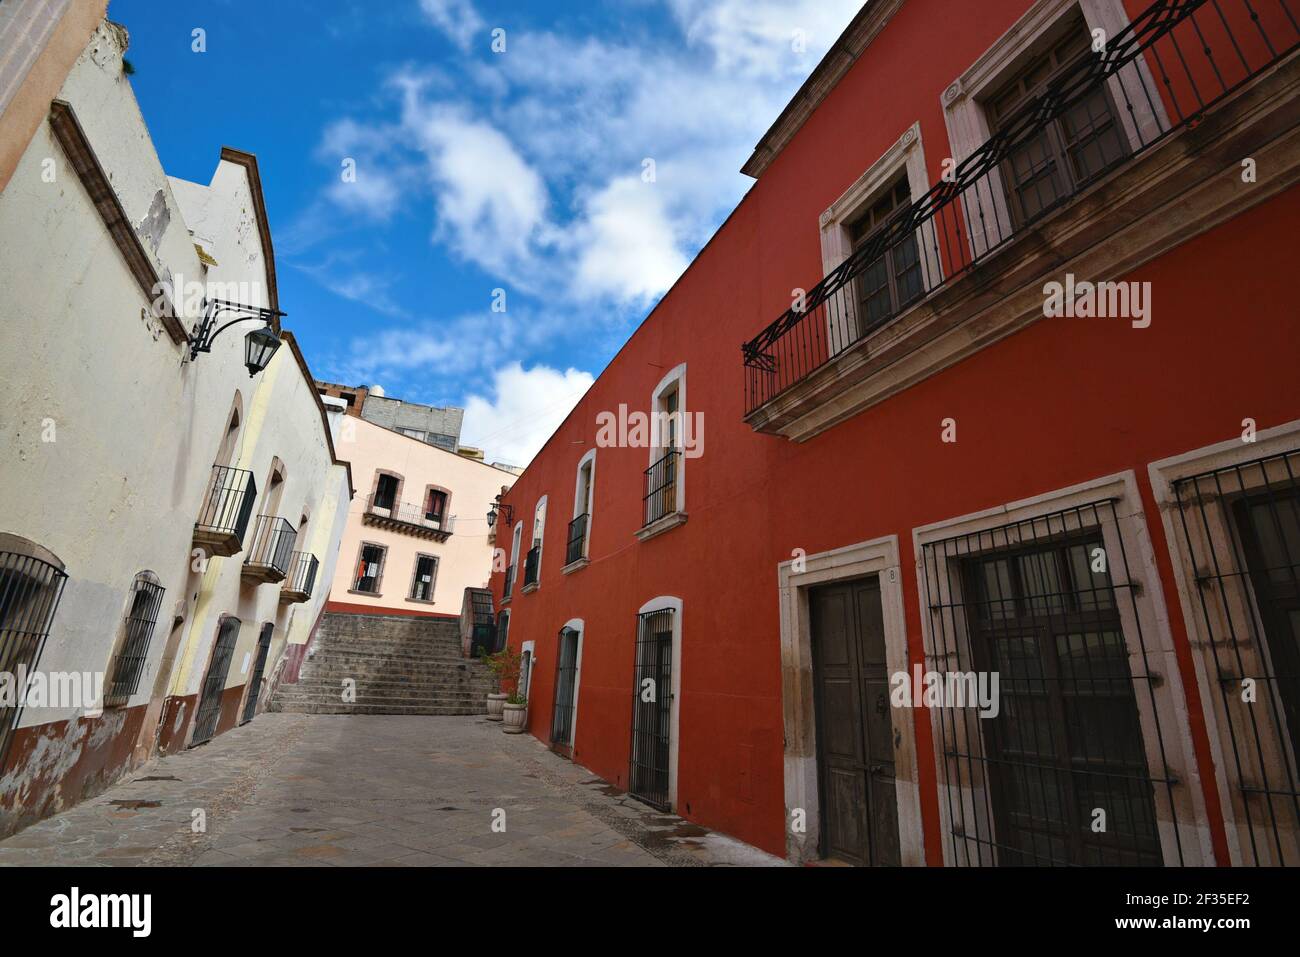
[0, 21, 348, 742]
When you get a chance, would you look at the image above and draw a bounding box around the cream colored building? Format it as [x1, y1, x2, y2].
[0, 13, 351, 836]
[327, 415, 514, 620]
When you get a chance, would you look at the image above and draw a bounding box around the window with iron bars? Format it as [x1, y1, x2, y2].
[629, 608, 674, 810]
[921, 500, 1180, 866]
[1170, 448, 1300, 866]
[105, 572, 166, 707]
[0, 544, 68, 770]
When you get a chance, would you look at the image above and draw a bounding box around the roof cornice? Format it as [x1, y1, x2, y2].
[741, 0, 906, 179]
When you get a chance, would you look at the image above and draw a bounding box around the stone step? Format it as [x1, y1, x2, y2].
[271, 610, 494, 716]
[284, 679, 494, 697]
[270, 701, 487, 716]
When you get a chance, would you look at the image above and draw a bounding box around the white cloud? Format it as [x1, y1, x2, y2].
[462, 363, 595, 466]
[667, 0, 861, 78]
[396, 93, 550, 275]
[572, 176, 688, 303]
[419, 0, 486, 52]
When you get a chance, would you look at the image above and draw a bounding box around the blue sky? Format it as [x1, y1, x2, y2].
[110, 0, 861, 464]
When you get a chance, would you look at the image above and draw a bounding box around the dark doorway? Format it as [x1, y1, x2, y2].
[629, 608, 673, 810]
[551, 627, 580, 757]
[242, 623, 273, 724]
[192, 617, 239, 745]
[810, 577, 901, 866]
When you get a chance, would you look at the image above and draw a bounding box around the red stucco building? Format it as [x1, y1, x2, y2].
[490, 0, 1300, 866]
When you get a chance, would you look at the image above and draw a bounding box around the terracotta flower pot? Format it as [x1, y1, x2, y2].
[486, 692, 507, 721]
[502, 702, 528, 733]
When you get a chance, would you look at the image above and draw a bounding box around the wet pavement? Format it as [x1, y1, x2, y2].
[0, 713, 784, 867]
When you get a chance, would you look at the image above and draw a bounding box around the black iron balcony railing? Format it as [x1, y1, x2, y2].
[523, 545, 541, 588]
[242, 515, 296, 582]
[503, 563, 516, 599]
[566, 513, 589, 565]
[741, 0, 1300, 414]
[193, 465, 257, 555]
[363, 494, 455, 539]
[644, 450, 680, 526]
[281, 551, 319, 603]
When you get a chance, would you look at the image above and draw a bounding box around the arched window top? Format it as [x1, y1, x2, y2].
[0, 532, 65, 572]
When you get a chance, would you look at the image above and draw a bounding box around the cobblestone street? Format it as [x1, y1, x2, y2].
[0, 715, 783, 867]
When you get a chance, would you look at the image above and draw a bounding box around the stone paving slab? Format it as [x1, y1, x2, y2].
[0, 714, 784, 868]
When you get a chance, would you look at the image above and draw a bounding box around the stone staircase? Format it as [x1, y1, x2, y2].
[271, 612, 496, 716]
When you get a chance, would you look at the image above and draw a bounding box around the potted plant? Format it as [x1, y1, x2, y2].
[502, 693, 528, 734]
[481, 648, 521, 722]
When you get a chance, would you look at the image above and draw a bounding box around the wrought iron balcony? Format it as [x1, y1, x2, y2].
[362, 494, 455, 541]
[241, 515, 296, 584]
[523, 545, 541, 589]
[192, 465, 257, 557]
[741, 0, 1300, 417]
[566, 513, 589, 566]
[643, 450, 680, 527]
[281, 551, 319, 604]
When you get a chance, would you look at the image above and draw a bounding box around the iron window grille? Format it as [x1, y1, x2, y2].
[1171, 448, 1300, 865]
[244, 515, 297, 577]
[242, 624, 273, 724]
[566, 513, 589, 565]
[644, 450, 680, 526]
[524, 545, 541, 587]
[192, 620, 239, 745]
[552, 627, 581, 754]
[468, 588, 496, 657]
[496, 611, 510, 654]
[629, 608, 675, 810]
[503, 563, 516, 599]
[741, 0, 1300, 413]
[921, 499, 1181, 866]
[286, 552, 319, 598]
[0, 548, 68, 770]
[195, 465, 257, 541]
[105, 572, 166, 707]
[410, 554, 438, 602]
[353, 544, 387, 593]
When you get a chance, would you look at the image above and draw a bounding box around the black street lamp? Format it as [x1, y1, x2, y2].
[487, 495, 513, 529]
[190, 298, 286, 377]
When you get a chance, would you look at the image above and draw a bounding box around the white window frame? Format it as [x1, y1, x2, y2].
[523, 495, 547, 593]
[566, 449, 596, 572]
[558, 617, 585, 751]
[638, 596, 683, 810]
[506, 520, 523, 601]
[777, 535, 924, 866]
[911, 469, 1213, 866]
[1148, 419, 1300, 866]
[817, 120, 940, 354]
[637, 364, 689, 541]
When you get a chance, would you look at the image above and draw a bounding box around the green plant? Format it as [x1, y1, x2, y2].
[482, 648, 523, 695]
[506, 694, 527, 707]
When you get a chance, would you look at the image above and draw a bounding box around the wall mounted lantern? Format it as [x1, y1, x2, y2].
[190, 298, 286, 377]
[486, 495, 514, 529]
